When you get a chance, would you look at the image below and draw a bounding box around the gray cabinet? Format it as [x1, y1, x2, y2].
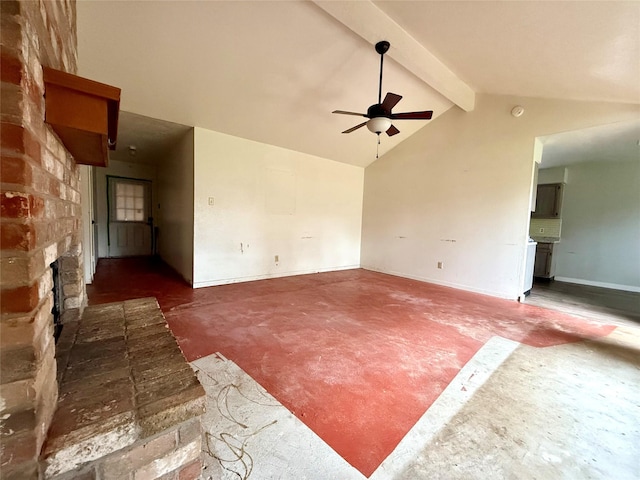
[534, 243, 554, 278]
[533, 183, 563, 218]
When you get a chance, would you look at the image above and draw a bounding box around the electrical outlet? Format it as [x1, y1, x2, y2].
[275, 255, 279, 263]
[208, 197, 214, 206]
[437, 261, 443, 269]
[539, 227, 544, 233]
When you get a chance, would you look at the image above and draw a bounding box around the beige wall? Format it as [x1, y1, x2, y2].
[157, 129, 195, 284]
[192, 128, 363, 288]
[362, 94, 639, 299]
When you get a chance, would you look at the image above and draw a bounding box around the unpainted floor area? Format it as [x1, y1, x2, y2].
[86, 258, 640, 479]
[526, 278, 640, 328]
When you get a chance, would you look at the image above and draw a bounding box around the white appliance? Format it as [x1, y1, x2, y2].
[523, 239, 537, 296]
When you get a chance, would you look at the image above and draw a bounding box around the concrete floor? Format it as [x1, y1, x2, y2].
[87, 259, 640, 479]
[194, 332, 640, 480]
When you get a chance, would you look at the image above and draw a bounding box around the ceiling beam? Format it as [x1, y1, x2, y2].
[313, 0, 476, 112]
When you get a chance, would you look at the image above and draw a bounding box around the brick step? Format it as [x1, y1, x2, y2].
[40, 298, 205, 479]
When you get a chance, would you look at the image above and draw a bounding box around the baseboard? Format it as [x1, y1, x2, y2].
[193, 264, 361, 289]
[361, 265, 518, 300]
[554, 277, 640, 293]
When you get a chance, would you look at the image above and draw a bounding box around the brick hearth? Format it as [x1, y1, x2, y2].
[42, 298, 205, 479]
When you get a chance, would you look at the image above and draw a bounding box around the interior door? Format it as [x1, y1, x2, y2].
[107, 176, 152, 257]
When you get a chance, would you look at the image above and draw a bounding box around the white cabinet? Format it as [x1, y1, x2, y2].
[523, 241, 537, 295]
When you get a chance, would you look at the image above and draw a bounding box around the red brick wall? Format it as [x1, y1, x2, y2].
[1, 1, 82, 477]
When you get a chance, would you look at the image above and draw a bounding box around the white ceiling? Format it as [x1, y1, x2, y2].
[110, 112, 191, 165]
[77, 1, 640, 168]
[540, 120, 640, 168]
[375, 1, 640, 104]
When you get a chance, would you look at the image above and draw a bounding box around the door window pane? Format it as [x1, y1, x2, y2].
[114, 181, 146, 222]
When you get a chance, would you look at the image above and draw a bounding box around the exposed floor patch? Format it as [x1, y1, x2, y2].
[370, 336, 519, 479]
[190, 337, 510, 479]
[192, 353, 364, 480]
[192, 328, 640, 479]
[394, 327, 640, 480]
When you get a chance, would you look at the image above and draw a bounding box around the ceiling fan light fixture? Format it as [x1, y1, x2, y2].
[367, 117, 392, 134]
[332, 41, 432, 142]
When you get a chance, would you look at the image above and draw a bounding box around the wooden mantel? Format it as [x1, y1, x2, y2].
[43, 67, 121, 167]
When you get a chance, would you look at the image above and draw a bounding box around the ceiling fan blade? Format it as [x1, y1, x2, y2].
[391, 110, 433, 120]
[342, 121, 368, 134]
[382, 92, 402, 112]
[333, 110, 367, 117]
[386, 124, 400, 137]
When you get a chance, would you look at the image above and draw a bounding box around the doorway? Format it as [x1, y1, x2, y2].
[107, 176, 153, 257]
[526, 120, 640, 313]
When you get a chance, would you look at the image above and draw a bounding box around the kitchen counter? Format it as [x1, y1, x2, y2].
[531, 237, 560, 243]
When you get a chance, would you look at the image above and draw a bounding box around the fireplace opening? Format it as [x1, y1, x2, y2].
[51, 259, 63, 343]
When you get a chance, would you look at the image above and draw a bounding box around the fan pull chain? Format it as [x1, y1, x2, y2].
[376, 134, 381, 159]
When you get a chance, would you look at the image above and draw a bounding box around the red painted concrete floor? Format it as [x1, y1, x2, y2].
[87, 257, 615, 477]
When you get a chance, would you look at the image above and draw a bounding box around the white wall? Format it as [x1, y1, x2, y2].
[94, 160, 158, 258]
[538, 166, 568, 184]
[157, 129, 195, 284]
[361, 94, 639, 299]
[193, 128, 363, 288]
[554, 160, 640, 291]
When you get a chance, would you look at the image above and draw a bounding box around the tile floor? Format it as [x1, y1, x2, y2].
[87, 258, 640, 479]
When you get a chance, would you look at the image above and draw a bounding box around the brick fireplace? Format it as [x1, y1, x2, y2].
[1, 3, 205, 479]
[1, 1, 84, 477]
[49, 251, 84, 342]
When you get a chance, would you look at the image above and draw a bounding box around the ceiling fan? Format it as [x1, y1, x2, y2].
[333, 41, 433, 139]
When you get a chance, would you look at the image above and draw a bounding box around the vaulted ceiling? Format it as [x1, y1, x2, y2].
[77, 1, 640, 168]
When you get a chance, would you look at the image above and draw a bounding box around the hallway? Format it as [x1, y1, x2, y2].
[87, 258, 640, 479]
